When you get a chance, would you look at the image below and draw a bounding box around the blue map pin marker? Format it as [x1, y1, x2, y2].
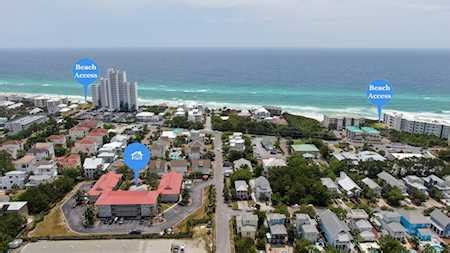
[72, 58, 99, 102]
[124, 143, 151, 184]
[367, 80, 393, 122]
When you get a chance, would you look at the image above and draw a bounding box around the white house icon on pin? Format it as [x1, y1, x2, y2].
[131, 151, 144, 161]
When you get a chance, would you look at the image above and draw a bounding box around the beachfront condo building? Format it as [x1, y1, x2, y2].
[91, 68, 138, 111]
[383, 112, 450, 140]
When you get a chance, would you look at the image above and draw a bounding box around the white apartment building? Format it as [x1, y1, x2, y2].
[383, 112, 450, 139]
[91, 68, 138, 111]
[1, 171, 27, 190]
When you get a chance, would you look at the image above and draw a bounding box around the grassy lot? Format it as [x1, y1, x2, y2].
[30, 200, 76, 237]
[176, 189, 208, 233]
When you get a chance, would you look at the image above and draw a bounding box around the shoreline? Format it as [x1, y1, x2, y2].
[1, 91, 450, 123]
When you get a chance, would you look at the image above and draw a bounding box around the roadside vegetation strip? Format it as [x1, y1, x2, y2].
[25, 232, 193, 242]
[176, 186, 214, 233]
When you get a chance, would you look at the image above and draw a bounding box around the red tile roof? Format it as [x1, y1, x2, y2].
[77, 137, 96, 145]
[78, 119, 98, 129]
[2, 140, 23, 146]
[88, 172, 122, 198]
[56, 153, 81, 168]
[48, 135, 66, 142]
[157, 172, 183, 196]
[95, 190, 158, 205]
[70, 126, 90, 133]
[89, 128, 108, 137]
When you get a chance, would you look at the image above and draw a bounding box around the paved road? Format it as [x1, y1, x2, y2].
[62, 180, 210, 234]
[213, 131, 235, 253]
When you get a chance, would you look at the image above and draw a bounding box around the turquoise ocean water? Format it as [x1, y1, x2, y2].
[0, 48, 449, 119]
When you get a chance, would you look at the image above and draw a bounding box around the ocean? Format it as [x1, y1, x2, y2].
[0, 48, 449, 120]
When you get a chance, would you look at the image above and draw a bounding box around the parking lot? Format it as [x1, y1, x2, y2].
[20, 239, 207, 253]
[61, 180, 211, 234]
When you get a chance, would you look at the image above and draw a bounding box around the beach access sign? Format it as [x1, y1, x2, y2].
[367, 80, 393, 121]
[72, 58, 99, 100]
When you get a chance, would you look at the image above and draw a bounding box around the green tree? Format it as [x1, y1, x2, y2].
[384, 187, 405, 207]
[235, 237, 257, 253]
[379, 236, 407, 253]
[294, 239, 312, 253]
[230, 168, 253, 185]
[410, 189, 428, 206]
[84, 205, 96, 226]
[0, 151, 14, 176]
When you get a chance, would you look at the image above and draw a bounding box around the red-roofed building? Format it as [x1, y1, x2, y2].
[69, 126, 90, 140]
[56, 153, 81, 169]
[157, 172, 183, 202]
[95, 190, 158, 218]
[87, 128, 108, 145]
[78, 119, 99, 129]
[87, 172, 122, 202]
[72, 137, 98, 155]
[48, 135, 67, 146]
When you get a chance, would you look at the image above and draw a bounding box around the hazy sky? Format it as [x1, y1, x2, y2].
[2, 0, 450, 48]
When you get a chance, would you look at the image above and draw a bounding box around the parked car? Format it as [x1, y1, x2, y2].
[129, 230, 142, 235]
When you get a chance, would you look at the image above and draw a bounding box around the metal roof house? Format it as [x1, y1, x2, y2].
[318, 209, 354, 252]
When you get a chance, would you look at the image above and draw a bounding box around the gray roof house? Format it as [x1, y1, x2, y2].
[295, 213, 319, 243]
[377, 171, 407, 195]
[318, 209, 354, 252]
[266, 213, 287, 244]
[336, 172, 361, 197]
[430, 209, 450, 238]
[375, 211, 406, 241]
[361, 177, 382, 196]
[252, 176, 272, 202]
[321, 177, 340, 194]
[234, 180, 249, 200]
[236, 214, 258, 239]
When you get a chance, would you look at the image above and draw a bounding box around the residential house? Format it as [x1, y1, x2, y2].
[13, 154, 36, 173]
[318, 209, 354, 252]
[336, 172, 361, 197]
[47, 135, 66, 146]
[430, 209, 450, 238]
[95, 190, 158, 218]
[403, 175, 428, 196]
[191, 159, 211, 176]
[377, 171, 408, 195]
[187, 140, 203, 160]
[69, 126, 90, 140]
[423, 175, 450, 195]
[83, 157, 109, 179]
[262, 158, 286, 173]
[73, 137, 98, 155]
[261, 136, 276, 153]
[97, 151, 116, 163]
[375, 211, 406, 241]
[321, 177, 340, 194]
[254, 107, 270, 121]
[25, 174, 54, 187]
[347, 209, 375, 242]
[0, 171, 27, 190]
[87, 128, 109, 146]
[30, 142, 55, 161]
[233, 158, 252, 171]
[33, 160, 58, 176]
[78, 119, 99, 129]
[251, 176, 272, 202]
[291, 144, 320, 159]
[295, 213, 319, 243]
[234, 180, 249, 200]
[149, 160, 168, 176]
[236, 214, 258, 239]
[400, 211, 432, 241]
[229, 132, 245, 152]
[266, 213, 288, 244]
[0, 201, 28, 216]
[169, 160, 188, 175]
[361, 177, 382, 196]
[110, 134, 130, 146]
[151, 141, 169, 159]
[0, 140, 24, 159]
[56, 153, 81, 170]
